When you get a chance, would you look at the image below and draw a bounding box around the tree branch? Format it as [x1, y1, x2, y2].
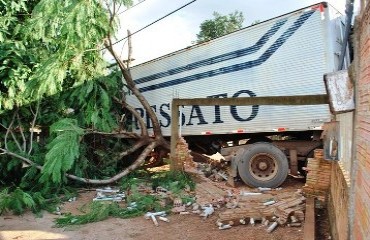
[5, 110, 22, 152]
[0, 148, 43, 171]
[113, 93, 148, 137]
[127, 30, 133, 67]
[65, 141, 158, 184]
[1, 140, 157, 185]
[123, 100, 148, 136]
[16, 113, 27, 152]
[85, 130, 141, 139]
[105, 37, 162, 137]
[28, 100, 40, 155]
[118, 137, 151, 158]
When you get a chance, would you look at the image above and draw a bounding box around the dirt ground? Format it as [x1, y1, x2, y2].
[0, 176, 329, 240]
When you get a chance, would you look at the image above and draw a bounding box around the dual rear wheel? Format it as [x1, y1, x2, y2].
[237, 142, 289, 188]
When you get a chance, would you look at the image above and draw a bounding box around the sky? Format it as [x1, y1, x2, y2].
[108, 0, 360, 65]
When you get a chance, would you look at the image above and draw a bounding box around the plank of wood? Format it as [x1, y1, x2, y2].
[290, 149, 298, 175]
[172, 94, 328, 106]
[304, 197, 316, 240]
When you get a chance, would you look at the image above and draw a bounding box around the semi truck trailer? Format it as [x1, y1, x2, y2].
[126, 2, 348, 187]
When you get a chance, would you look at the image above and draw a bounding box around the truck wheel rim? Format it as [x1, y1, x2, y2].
[248, 153, 278, 181]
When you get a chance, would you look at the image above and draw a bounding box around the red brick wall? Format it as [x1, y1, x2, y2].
[329, 163, 349, 240]
[352, 2, 370, 239]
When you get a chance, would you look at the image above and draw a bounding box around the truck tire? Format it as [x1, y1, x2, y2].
[237, 142, 289, 188]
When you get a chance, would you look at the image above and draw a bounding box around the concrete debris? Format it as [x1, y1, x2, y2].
[93, 193, 125, 202]
[200, 204, 214, 219]
[95, 187, 120, 193]
[216, 171, 228, 181]
[263, 200, 276, 206]
[54, 206, 61, 215]
[226, 190, 233, 197]
[202, 152, 225, 162]
[218, 224, 232, 230]
[150, 214, 159, 226]
[266, 221, 278, 233]
[171, 205, 186, 213]
[126, 202, 137, 210]
[290, 215, 298, 223]
[240, 192, 262, 196]
[68, 197, 77, 202]
[287, 222, 302, 227]
[144, 211, 167, 226]
[93, 187, 125, 202]
[225, 200, 238, 209]
[216, 220, 223, 227]
[144, 211, 166, 219]
[192, 203, 200, 211]
[158, 216, 170, 222]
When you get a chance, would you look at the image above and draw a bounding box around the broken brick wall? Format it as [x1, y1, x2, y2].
[351, 1, 370, 239]
[328, 162, 350, 240]
[173, 137, 194, 170]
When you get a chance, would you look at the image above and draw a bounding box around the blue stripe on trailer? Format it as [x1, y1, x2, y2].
[138, 10, 314, 93]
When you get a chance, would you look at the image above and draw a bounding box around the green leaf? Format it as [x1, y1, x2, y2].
[40, 118, 84, 184]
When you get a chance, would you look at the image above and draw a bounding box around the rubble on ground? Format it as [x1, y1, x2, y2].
[175, 137, 307, 232]
[216, 189, 306, 232]
[71, 138, 309, 232]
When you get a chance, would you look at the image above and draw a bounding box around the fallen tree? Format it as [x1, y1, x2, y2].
[0, 0, 170, 190]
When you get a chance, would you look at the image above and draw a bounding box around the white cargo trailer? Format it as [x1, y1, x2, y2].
[126, 2, 347, 187]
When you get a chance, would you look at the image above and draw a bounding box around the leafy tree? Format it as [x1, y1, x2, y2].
[251, 20, 261, 26]
[195, 10, 244, 44]
[0, 0, 171, 213]
[0, 0, 40, 110]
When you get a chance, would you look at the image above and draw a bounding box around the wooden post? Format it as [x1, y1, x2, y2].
[304, 197, 316, 240]
[170, 100, 180, 171]
[290, 149, 298, 176]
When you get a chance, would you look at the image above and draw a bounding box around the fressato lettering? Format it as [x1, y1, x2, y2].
[133, 90, 259, 130]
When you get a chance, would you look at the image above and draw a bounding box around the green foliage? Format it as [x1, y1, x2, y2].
[0, 0, 146, 215]
[0, 0, 39, 111]
[151, 170, 195, 193]
[0, 0, 133, 111]
[0, 186, 74, 215]
[23, 0, 129, 99]
[0, 188, 37, 215]
[54, 170, 196, 227]
[40, 119, 84, 184]
[55, 202, 112, 226]
[55, 193, 161, 227]
[64, 71, 123, 132]
[24, 1, 106, 96]
[195, 10, 244, 44]
[120, 171, 146, 190]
